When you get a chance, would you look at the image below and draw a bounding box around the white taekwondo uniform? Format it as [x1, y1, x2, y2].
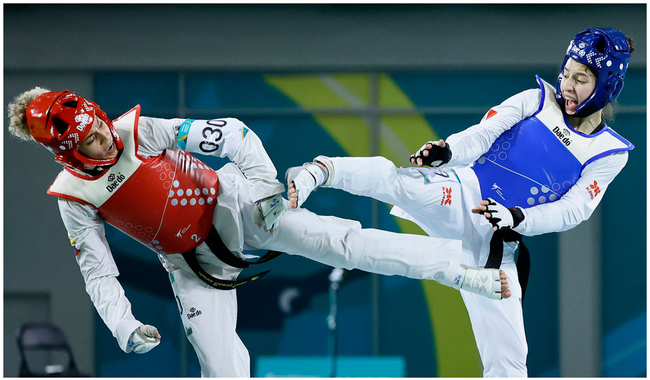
[318, 77, 632, 377]
[49, 106, 466, 377]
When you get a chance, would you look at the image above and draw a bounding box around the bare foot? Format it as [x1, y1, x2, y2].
[288, 182, 299, 209]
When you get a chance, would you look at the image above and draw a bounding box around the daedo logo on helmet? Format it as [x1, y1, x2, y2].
[552, 126, 572, 146]
[106, 172, 126, 193]
[74, 112, 92, 131]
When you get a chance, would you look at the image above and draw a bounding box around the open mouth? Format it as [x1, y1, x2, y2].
[564, 97, 579, 113]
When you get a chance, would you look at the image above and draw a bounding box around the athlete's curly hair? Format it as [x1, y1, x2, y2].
[7, 86, 50, 141]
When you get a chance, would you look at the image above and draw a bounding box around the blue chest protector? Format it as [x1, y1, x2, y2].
[471, 76, 633, 209]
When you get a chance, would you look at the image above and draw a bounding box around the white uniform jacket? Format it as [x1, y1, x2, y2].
[445, 86, 630, 236]
[57, 114, 284, 352]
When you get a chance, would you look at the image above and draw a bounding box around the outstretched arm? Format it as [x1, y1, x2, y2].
[58, 199, 159, 353]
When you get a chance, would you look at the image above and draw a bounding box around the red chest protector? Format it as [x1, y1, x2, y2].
[48, 106, 219, 255]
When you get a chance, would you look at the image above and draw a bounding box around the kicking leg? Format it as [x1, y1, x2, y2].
[454, 265, 511, 300]
[289, 155, 470, 241]
[287, 155, 413, 209]
[247, 204, 510, 299]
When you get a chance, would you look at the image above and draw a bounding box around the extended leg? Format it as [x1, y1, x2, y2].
[288, 156, 467, 238]
[287, 155, 437, 208]
[245, 204, 509, 299]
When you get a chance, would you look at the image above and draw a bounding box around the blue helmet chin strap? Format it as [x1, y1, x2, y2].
[555, 28, 631, 118]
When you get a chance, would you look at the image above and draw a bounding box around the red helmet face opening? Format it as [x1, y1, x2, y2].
[25, 90, 123, 173]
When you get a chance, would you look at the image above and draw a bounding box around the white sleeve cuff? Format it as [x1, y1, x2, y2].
[116, 319, 144, 353]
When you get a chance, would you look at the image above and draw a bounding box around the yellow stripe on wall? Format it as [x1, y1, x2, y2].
[314, 115, 372, 157]
[331, 73, 370, 105]
[265, 75, 356, 108]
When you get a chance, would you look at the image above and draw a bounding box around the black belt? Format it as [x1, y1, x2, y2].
[485, 229, 530, 302]
[181, 226, 283, 290]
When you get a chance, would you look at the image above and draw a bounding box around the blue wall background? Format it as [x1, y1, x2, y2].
[4, 4, 646, 377]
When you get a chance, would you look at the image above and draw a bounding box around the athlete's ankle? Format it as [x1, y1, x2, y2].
[313, 155, 334, 187]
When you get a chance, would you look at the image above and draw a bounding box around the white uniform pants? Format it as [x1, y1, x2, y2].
[169, 268, 250, 377]
[325, 156, 528, 377]
[165, 163, 464, 377]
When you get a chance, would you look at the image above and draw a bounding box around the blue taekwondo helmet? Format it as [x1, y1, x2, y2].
[555, 27, 631, 118]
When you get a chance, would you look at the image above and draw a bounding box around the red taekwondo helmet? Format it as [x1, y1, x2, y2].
[25, 90, 123, 174]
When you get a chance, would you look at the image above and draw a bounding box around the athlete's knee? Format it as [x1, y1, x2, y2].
[323, 224, 365, 269]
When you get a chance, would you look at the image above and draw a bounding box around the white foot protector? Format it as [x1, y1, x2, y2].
[453, 265, 505, 300]
[285, 156, 333, 207]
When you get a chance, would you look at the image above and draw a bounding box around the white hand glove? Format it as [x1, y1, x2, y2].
[127, 325, 161, 354]
[253, 193, 285, 232]
[483, 197, 524, 231]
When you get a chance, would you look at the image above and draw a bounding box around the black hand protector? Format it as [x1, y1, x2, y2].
[410, 141, 452, 167]
[484, 197, 525, 230]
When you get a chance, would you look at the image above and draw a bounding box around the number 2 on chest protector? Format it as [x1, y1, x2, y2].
[199, 119, 227, 153]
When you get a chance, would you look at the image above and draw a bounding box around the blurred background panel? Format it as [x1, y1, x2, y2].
[4, 4, 645, 377]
